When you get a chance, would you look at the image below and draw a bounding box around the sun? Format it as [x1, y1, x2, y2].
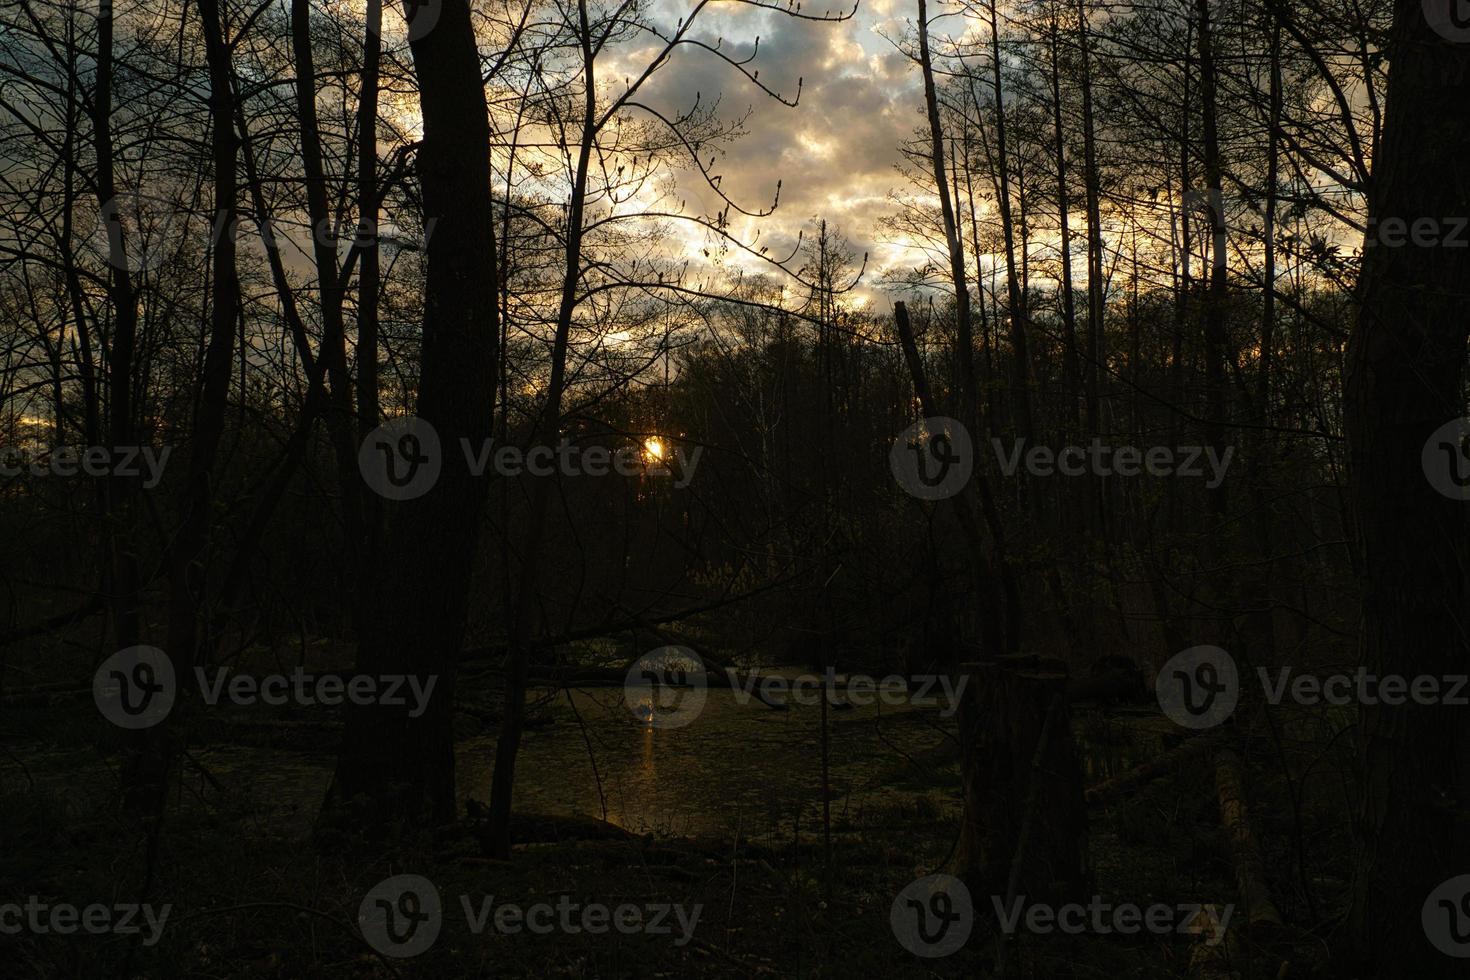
[643, 437, 665, 461]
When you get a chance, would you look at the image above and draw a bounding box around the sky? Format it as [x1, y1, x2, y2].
[628, 0, 930, 306]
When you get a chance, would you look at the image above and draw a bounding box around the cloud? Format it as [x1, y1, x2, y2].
[622, 5, 921, 294]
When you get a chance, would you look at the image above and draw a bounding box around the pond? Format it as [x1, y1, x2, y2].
[6, 671, 1158, 845]
[458, 672, 960, 841]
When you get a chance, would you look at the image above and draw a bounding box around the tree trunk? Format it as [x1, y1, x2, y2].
[325, 0, 499, 831]
[1075, 0, 1103, 441]
[92, 0, 142, 658]
[1344, 4, 1470, 975]
[1048, 13, 1079, 433]
[485, 0, 597, 857]
[953, 657, 1087, 905]
[120, 0, 239, 813]
[984, 0, 1033, 438]
[1194, 0, 1229, 518]
[916, 0, 978, 434]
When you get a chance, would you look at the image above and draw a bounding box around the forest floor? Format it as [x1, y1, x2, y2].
[1, 626, 1356, 977]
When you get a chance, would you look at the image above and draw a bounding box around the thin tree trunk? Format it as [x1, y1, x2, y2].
[1194, 0, 1229, 517]
[486, 0, 598, 857]
[92, 0, 142, 657]
[123, 0, 242, 812]
[1048, 12, 1079, 432]
[357, 0, 383, 435]
[1076, 0, 1103, 440]
[291, 0, 368, 583]
[917, 0, 978, 433]
[984, 0, 1033, 438]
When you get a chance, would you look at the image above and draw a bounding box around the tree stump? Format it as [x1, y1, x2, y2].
[952, 656, 1089, 909]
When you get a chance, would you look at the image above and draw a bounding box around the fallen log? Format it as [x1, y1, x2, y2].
[1085, 733, 1221, 804]
[1185, 903, 1238, 979]
[1215, 748, 1283, 931]
[0, 597, 105, 649]
[1067, 668, 1147, 704]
